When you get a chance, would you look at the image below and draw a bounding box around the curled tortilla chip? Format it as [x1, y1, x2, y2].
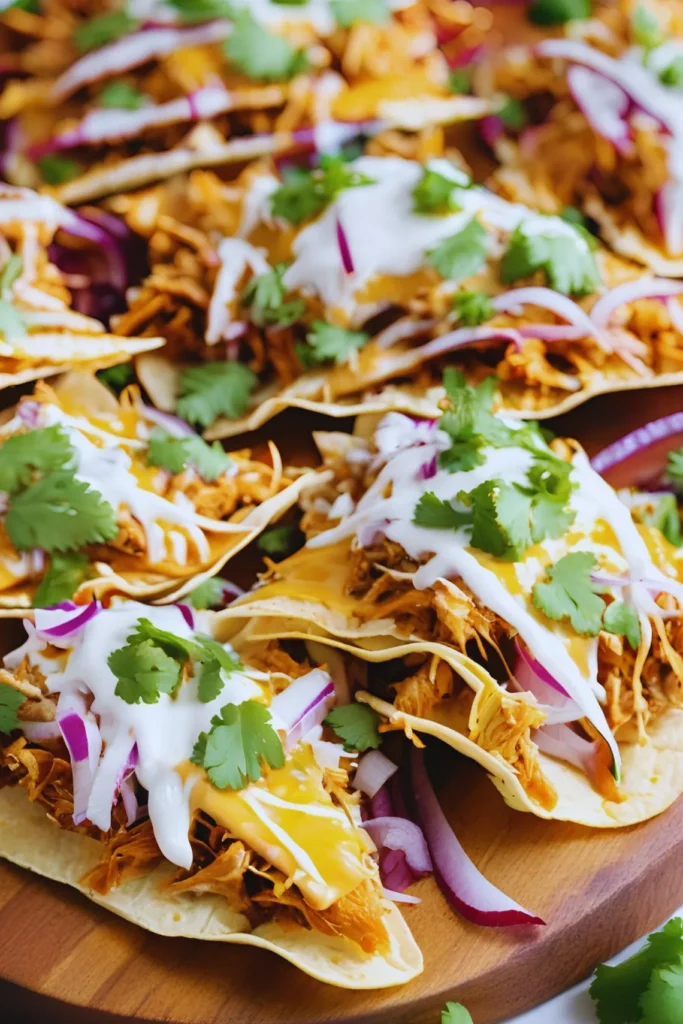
[0, 780, 422, 989]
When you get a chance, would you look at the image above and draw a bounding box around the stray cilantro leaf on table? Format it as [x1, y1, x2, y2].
[442, 1004, 474, 1024]
[590, 917, 683, 1024]
[528, 0, 591, 26]
[271, 155, 376, 225]
[324, 702, 381, 752]
[146, 428, 232, 481]
[190, 577, 228, 610]
[7, 471, 118, 553]
[603, 600, 642, 650]
[258, 524, 297, 559]
[413, 492, 473, 530]
[501, 221, 601, 297]
[331, 0, 389, 28]
[0, 425, 73, 494]
[452, 289, 494, 326]
[532, 551, 606, 636]
[241, 264, 305, 328]
[191, 701, 284, 789]
[224, 11, 309, 82]
[301, 321, 369, 366]
[33, 552, 92, 608]
[99, 81, 147, 110]
[427, 217, 488, 283]
[38, 155, 80, 186]
[97, 363, 135, 392]
[74, 11, 138, 52]
[412, 167, 467, 215]
[176, 362, 257, 429]
[0, 682, 24, 734]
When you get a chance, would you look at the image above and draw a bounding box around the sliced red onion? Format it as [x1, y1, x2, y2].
[59, 212, 129, 294]
[86, 732, 137, 831]
[177, 604, 194, 630]
[656, 181, 683, 258]
[362, 816, 433, 879]
[17, 400, 45, 429]
[22, 720, 62, 743]
[591, 572, 683, 602]
[416, 325, 525, 360]
[76, 207, 132, 241]
[120, 776, 138, 827]
[57, 692, 103, 826]
[480, 115, 504, 147]
[142, 404, 195, 437]
[374, 317, 438, 352]
[590, 412, 683, 487]
[535, 723, 599, 778]
[418, 455, 438, 481]
[513, 640, 582, 726]
[567, 65, 632, 157]
[370, 782, 393, 819]
[271, 668, 335, 751]
[492, 287, 604, 347]
[304, 640, 350, 706]
[353, 750, 398, 799]
[34, 602, 101, 646]
[516, 324, 587, 341]
[514, 638, 570, 698]
[51, 21, 232, 101]
[410, 747, 544, 927]
[591, 279, 683, 331]
[335, 216, 354, 275]
[383, 888, 421, 905]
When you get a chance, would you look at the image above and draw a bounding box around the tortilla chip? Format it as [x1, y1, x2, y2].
[0, 786, 422, 989]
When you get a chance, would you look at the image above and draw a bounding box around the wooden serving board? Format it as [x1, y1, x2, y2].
[3, 386, 683, 1024]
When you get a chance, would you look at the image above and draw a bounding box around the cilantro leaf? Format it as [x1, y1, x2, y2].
[74, 11, 139, 52]
[497, 95, 528, 131]
[130, 617, 200, 662]
[528, 0, 591, 26]
[258, 524, 297, 558]
[449, 69, 472, 95]
[590, 917, 683, 1024]
[523, 452, 577, 541]
[458, 478, 531, 559]
[442, 1005, 473, 1024]
[501, 221, 601, 297]
[109, 638, 182, 705]
[302, 321, 369, 366]
[631, 4, 663, 50]
[241, 263, 305, 328]
[146, 428, 232, 481]
[97, 363, 135, 392]
[271, 155, 376, 225]
[0, 424, 73, 494]
[638, 493, 681, 546]
[0, 254, 22, 294]
[195, 638, 242, 704]
[224, 11, 309, 82]
[7, 471, 118, 553]
[561, 205, 590, 230]
[176, 362, 257, 429]
[324, 702, 381, 752]
[0, 682, 24, 734]
[0, 298, 25, 339]
[38, 155, 80, 186]
[413, 492, 472, 530]
[603, 600, 642, 650]
[190, 577, 228, 610]
[32, 552, 91, 608]
[666, 448, 683, 491]
[191, 701, 284, 789]
[452, 289, 494, 326]
[98, 81, 147, 110]
[660, 58, 683, 89]
[167, 0, 236, 21]
[438, 441, 484, 473]
[412, 168, 464, 215]
[639, 958, 683, 1023]
[427, 217, 488, 282]
[330, 0, 389, 27]
[532, 551, 606, 636]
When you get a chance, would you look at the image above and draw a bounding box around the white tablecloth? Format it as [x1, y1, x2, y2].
[509, 906, 683, 1022]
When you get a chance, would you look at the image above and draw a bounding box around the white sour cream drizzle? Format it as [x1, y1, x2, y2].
[9, 403, 247, 569]
[308, 413, 678, 767]
[280, 156, 591, 320]
[7, 603, 347, 879]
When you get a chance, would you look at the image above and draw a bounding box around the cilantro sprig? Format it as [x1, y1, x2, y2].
[331, 0, 390, 26]
[452, 289, 494, 327]
[636, 493, 681, 546]
[176, 362, 257, 429]
[190, 577, 228, 610]
[191, 700, 284, 789]
[224, 11, 309, 82]
[501, 220, 601, 297]
[442, 1004, 473, 1024]
[590, 916, 683, 1023]
[427, 217, 488, 283]
[99, 81, 148, 110]
[146, 428, 232, 481]
[108, 617, 242, 706]
[528, 0, 591, 26]
[0, 682, 24, 734]
[533, 552, 641, 646]
[298, 321, 369, 367]
[412, 167, 468, 215]
[258, 524, 298, 559]
[241, 264, 305, 328]
[270, 155, 376, 226]
[324, 702, 381, 752]
[33, 552, 92, 608]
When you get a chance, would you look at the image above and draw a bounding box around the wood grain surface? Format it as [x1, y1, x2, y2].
[2, 386, 683, 1024]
